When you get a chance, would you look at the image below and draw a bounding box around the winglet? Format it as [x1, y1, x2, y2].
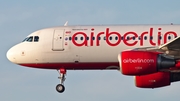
[64, 21, 68, 26]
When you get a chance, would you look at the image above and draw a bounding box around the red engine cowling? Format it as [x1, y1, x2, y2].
[135, 72, 170, 88]
[118, 51, 175, 75]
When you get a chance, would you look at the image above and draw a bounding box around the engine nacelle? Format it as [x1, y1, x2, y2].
[135, 72, 180, 88]
[135, 72, 170, 88]
[118, 51, 176, 75]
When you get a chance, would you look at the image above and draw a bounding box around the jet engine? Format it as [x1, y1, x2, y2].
[135, 72, 180, 88]
[118, 51, 176, 75]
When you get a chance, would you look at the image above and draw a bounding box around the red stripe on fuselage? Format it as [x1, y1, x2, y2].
[19, 62, 119, 70]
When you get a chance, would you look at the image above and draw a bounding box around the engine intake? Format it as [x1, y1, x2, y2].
[118, 51, 176, 75]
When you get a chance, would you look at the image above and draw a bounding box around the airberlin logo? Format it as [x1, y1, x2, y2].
[71, 28, 177, 47]
[123, 58, 155, 63]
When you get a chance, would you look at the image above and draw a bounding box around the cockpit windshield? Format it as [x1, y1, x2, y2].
[26, 36, 33, 42]
[22, 38, 28, 42]
[22, 36, 39, 42]
[34, 36, 39, 42]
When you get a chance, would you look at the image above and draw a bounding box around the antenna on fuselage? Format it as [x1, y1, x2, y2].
[64, 21, 68, 26]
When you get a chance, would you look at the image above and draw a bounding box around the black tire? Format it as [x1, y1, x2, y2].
[56, 84, 65, 93]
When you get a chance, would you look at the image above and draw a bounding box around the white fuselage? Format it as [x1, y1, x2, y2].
[6, 25, 180, 70]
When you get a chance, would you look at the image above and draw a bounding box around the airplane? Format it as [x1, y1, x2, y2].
[6, 22, 180, 93]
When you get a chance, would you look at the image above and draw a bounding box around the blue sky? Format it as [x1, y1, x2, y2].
[1, 0, 180, 101]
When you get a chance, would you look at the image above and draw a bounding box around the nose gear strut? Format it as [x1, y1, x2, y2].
[56, 68, 66, 93]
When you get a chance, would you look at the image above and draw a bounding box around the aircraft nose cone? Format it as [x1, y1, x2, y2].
[6, 47, 16, 63]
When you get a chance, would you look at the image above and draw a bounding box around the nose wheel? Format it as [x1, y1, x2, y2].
[56, 68, 66, 93]
[56, 84, 65, 93]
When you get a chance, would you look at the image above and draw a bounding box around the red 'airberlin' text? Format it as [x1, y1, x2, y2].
[71, 28, 177, 47]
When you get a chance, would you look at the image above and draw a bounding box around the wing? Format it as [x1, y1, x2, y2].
[159, 36, 180, 58]
[134, 36, 180, 59]
[132, 36, 180, 72]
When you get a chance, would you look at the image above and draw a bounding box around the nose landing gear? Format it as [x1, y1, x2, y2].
[56, 68, 66, 93]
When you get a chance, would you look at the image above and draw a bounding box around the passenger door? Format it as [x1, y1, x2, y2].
[52, 29, 65, 51]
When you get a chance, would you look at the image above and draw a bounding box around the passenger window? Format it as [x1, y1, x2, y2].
[127, 36, 130, 40]
[144, 36, 147, 40]
[159, 36, 162, 40]
[104, 36, 106, 40]
[115, 36, 118, 40]
[109, 36, 112, 40]
[132, 36, 135, 40]
[65, 37, 68, 40]
[92, 37, 95, 40]
[150, 36, 153, 40]
[26, 36, 33, 42]
[86, 37, 89, 40]
[34, 36, 39, 42]
[98, 37, 101, 40]
[80, 37, 83, 40]
[69, 37, 72, 40]
[168, 36, 171, 40]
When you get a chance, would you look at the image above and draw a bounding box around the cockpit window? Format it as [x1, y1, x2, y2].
[22, 36, 39, 42]
[22, 38, 28, 42]
[26, 36, 33, 42]
[34, 36, 39, 42]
